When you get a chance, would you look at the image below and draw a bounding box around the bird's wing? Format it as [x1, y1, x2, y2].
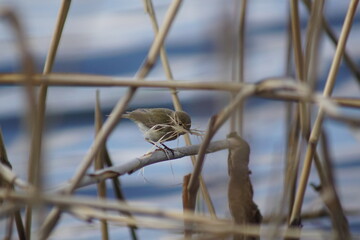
[123, 108, 174, 128]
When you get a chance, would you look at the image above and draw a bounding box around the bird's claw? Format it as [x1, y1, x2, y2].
[161, 143, 175, 156]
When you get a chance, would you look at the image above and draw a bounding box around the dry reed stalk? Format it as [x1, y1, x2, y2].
[284, 113, 301, 219]
[1, 189, 356, 239]
[333, 97, 360, 108]
[290, 0, 359, 225]
[314, 130, 350, 238]
[187, 84, 256, 209]
[96, 96, 138, 239]
[283, 0, 323, 228]
[186, 76, 360, 207]
[283, 11, 299, 224]
[230, 0, 247, 135]
[104, 151, 139, 238]
[0, 164, 31, 190]
[94, 91, 109, 240]
[303, 0, 324, 88]
[0, 72, 250, 89]
[236, 0, 247, 136]
[261, 208, 360, 224]
[186, 117, 216, 214]
[0, 1, 359, 239]
[38, 1, 183, 238]
[104, 151, 139, 240]
[0, 8, 39, 240]
[280, 8, 298, 235]
[290, 0, 310, 140]
[290, 0, 304, 80]
[0, 130, 19, 240]
[25, 1, 71, 238]
[143, 0, 216, 218]
[4, 73, 360, 109]
[302, 0, 360, 83]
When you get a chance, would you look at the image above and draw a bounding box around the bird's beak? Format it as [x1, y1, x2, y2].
[188, 128, 204, 137]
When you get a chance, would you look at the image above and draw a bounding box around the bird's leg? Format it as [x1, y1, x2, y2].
[148, 140, 174, 158]
[148, 141, 169, 157]
[161, 143, 175, 156]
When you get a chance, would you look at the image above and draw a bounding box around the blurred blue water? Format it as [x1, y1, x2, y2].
[1, 0, 360, 239]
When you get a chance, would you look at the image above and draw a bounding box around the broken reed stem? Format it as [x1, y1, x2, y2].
[94, 91, 109, 240]
[38, 1, 183, 238]
[187, 85, 256, 200]
[290, 0, 359, 225]
[143, 0, 216, 217]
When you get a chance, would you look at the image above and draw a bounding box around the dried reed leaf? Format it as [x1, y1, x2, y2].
[227, 133, 261, 240]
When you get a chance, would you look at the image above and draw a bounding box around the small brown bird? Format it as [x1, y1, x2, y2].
[123, 108, 191, 152]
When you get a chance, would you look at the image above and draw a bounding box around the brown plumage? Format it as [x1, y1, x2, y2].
[123, 108, 191, 148]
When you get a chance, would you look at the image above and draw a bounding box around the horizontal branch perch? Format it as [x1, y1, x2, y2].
[69, 138, 239, 190]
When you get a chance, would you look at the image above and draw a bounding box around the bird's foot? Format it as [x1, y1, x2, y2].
[161, 143, 175, 156]
[149, 141, 175, 158]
